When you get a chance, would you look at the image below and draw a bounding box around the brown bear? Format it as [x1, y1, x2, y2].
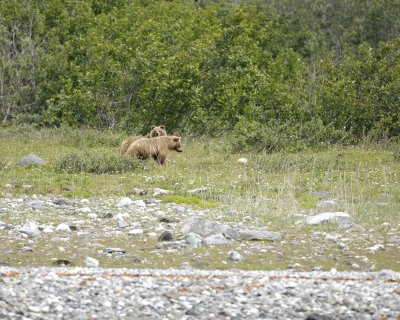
[120, 125, 167, 155]
[126, 135, 182, 165]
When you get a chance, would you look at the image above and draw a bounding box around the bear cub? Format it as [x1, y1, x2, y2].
[126, 135, 182, 165]
[120, 125, 167, 155]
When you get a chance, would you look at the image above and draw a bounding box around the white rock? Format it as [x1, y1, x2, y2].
[85, 256, 100, 268]
[81, 199, 90, 204]
[365, 244, 385, 253]
[55, 223, 71, 232]
[133, 200, 146, 209]
[153, 188, 169, 196]
[118, 220, 129, 228]
[237, 158, 248, 164]
[78, 207, 91, 213]
[305, 212, 352, 226]
[187, 186, 209, 194]
[87, 213, 98, 219]
[147, 232, 158, 238]
[117, 197, 133, 208]
[114, 213, 129, 220]
[20, 221, 40, 237]
[58, 246, 65, 252]
[228, 251, 243, 261]
[129, 229, 144, 237]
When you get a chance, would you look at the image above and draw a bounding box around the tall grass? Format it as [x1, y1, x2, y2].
[0, 126, 399, 225]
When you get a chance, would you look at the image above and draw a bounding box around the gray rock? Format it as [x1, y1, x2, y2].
[20, 221, 40, 237]
[158, 231, 174, 242]
[317, 200, 337, 207]
[116, 197, 132, 208]
[20, 246, 33, 253]
[228, 251, 242, 261]
[181, 217, 229, 237]
[55, 223, 71, 232]
[172, 205, 185, 214]
[104, 248, 126, 254]
[128, 229, 143, 237]
[223, 228, 240, 240]
[16, 154, 47, 166]
[305, 212, 352, 226]
[184, 233, 203, 246]
[117, 220, 129, 228]
[238, 229, 283, 241]
[159, 217, 180, 223]
[153, 188, 169, 196]
[132, 188, 147, 196]
[202, 234, 231, 245]
[28, 200, 45, 210]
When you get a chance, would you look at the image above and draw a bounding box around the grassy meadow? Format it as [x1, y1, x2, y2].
[0, 126, 399, 271]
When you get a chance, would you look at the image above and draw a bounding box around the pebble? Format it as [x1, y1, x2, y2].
[0, 267, 398, 320]
[117, 197, 132, 208]
[85, 256, 100, 268]
[228, 251, 242, 261]
[55, 223, 71, 232]
[128, 229, 144, 237]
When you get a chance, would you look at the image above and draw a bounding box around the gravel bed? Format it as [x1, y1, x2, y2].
[1, 267, 399, 319]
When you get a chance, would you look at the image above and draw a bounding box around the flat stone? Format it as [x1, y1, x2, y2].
[187, 186, 209, 194]
[153, 188, 169, 196]
[238, 229, 283, 241]
[104, 248, 126, 254]
[118, 220, 130, 228]
[159, 217, 180, 223]
[305, 212, 352, 226]
[128, 229, 144, 237]
[202, 234, 231, 245]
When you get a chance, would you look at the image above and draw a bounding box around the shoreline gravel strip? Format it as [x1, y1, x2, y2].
[0, 267, 399, 319]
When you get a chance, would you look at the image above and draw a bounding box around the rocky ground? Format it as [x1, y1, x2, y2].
[0, 193, 399, 271]
[0, 193, 399, 319]
[0, 267, 399, 319]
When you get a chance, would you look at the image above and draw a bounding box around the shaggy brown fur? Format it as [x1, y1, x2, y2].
[126, 135, 182, 165]
[120, 125, 167, 155]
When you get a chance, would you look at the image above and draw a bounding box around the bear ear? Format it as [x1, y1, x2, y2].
[151, 126, 156, 129]
[173, 137, 180, 142]
[160, 125, 165, 129]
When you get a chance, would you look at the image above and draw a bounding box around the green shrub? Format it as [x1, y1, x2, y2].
[54, 153, 142, 174]
[230, 118, 352, 153]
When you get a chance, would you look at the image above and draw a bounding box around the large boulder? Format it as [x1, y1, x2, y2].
[16, 154, 47, 166]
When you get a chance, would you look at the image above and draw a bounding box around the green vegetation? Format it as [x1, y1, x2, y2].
[1, 0, 399, 152]
[0, 127, 399, 226]
[0, 127, 399, 270]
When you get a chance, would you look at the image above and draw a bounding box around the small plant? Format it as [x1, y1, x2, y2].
[163, 195, 217, 209]
[55, 153, 142, 174]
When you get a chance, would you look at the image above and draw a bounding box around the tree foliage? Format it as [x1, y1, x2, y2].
[0, 0, 399, 149]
